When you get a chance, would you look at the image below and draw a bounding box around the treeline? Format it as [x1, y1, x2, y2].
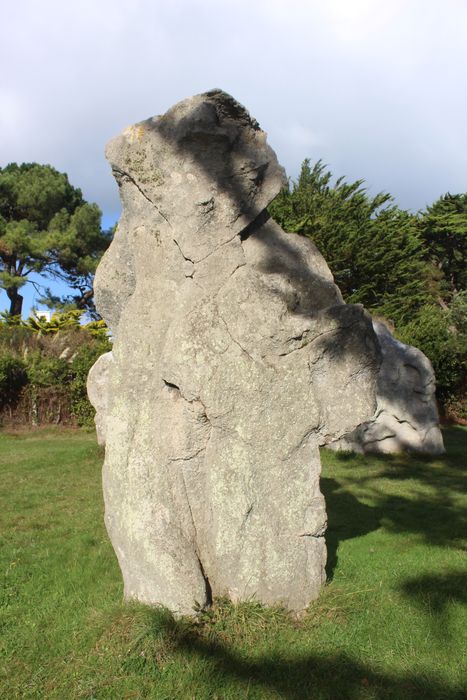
[0, 310, 111, 427]
[1, 159, 465, 425]
[270, 160, 466, 420]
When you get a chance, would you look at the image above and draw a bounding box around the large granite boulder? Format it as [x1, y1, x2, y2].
[88, 90, 380, 615]
[330, 321, 445, 454]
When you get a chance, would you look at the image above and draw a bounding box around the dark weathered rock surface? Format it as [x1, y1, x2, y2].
[88, 90, 380, 614]
[330, 321, 445, 454]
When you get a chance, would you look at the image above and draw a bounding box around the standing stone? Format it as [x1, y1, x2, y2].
[88, 90, 380, 615]
[86, 351, 113, 446]
[330, 321, 445, 454]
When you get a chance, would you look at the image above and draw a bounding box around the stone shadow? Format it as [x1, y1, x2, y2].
[320, 476, 380, 579]
[321, 427, 466, 580]
[137, 610, 465, 699]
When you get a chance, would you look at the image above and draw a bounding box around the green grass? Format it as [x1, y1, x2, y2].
[1, 427, 466, 699]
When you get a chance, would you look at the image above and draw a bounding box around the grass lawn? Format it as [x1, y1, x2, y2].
[0, 427, 465, 699]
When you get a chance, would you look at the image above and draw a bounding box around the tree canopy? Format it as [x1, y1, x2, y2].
[418, 193, 467, 298]
[0, 163, 112, 317]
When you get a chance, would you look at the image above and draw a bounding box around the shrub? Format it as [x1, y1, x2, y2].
[0, 353, 27, 407]
[0, 310, 111, 426]
[25, 352, 71, 387]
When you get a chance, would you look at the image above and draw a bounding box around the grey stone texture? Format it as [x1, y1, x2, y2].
[88, 90, 380, 615]
[86, 351, 113, 446]
[330, 321, 445, 455]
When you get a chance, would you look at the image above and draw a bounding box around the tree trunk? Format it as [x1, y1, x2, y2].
[6, 288, 23, 316]
[75, 288, 94, 310]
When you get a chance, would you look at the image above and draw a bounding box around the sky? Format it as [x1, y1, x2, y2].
[1, 0, 466, 315]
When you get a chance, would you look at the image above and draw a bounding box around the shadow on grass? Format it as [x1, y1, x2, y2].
[399, 570, 467, 646]
[321, 476, 380, 578]
[322, 427, 466, 580]
[400, 571, 467, 613]
[128, 607, 465, 700]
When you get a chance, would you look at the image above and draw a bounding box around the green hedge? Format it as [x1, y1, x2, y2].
[0, 311, 111, 426]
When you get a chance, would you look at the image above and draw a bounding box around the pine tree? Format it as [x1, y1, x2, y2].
[0, 163, 111, 317]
